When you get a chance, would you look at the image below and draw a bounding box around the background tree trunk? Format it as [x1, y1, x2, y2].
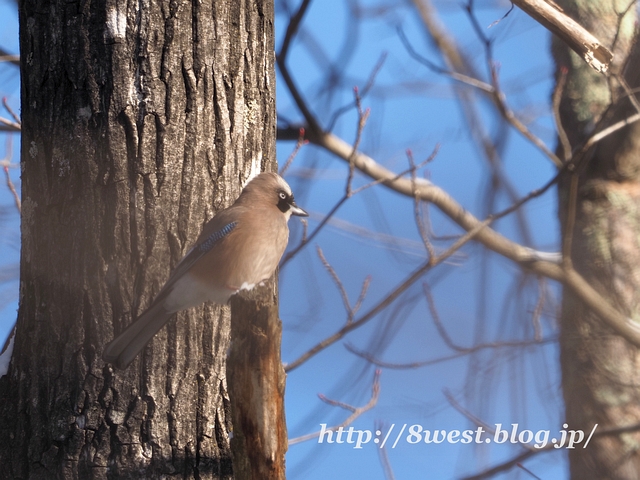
[0, 0, 276, 478]
[553, 1, 640, 478]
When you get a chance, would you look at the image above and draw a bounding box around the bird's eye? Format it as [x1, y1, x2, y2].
[279, 192, 287, 200]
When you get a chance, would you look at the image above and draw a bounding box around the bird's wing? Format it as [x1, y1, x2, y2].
[103, 208, 247, 369]
[147, 207, 245, 309]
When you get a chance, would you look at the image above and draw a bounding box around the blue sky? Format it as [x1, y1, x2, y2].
[0, 0, 571, 478]
[275, 1, 565, 479]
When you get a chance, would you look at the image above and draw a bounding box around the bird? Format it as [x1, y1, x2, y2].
[102, 172, 308, 369]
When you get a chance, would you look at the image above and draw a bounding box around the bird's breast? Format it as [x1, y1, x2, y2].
[188, 215, 289, 297]
[164, 272, 233, 311]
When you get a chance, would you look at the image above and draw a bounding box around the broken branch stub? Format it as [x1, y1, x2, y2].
[512, 0, 613, 74]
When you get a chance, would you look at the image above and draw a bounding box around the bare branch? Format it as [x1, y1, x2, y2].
[279, 127, 307, 176]
[285, 217, 494, 372]
[351, 275, 371, 320]
[408, 150, 437, 261]
[444, 389, 501, 442]
[346, 337, 555, 370]
[288, 369, 381, 445]
[327, 52, 387, 132]
[281, 194, 349, 267]
[0, 117, 20, 132]
[315, 245, 372, 325]
[512, 0, 613, 74]
[488, 2, 515, 29]
[281, 144, 440, 267]
[0, 48, 19, 67]
[460, 448, 548, 480]
[552, 66, 572, 162]
[316, 246, 353, 318]
[462, 420, 640, 480]
[307, 130, 640, 348]
[423, 283, 463, 351]
[279, 0, 640, 352]
[2, 137, 19, 213]
[376, 421, 397, 480]
[349, 144, 439, 197]
[531, 278, 547, 341]
[277, 0, 322, 133]
[2, 98, 20, 126]
[581, 111, 640, 151]
[346, 87, 370, 197]
[3, 166, 19, 213]
[561, 172, 578, 269]
[396, 25, 494, 93]
[489, 64, 563, 167]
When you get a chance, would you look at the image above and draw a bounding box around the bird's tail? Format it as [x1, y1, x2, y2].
[102, 301, 173, 370]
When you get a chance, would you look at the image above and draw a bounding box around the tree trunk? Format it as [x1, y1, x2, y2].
[553, 1, 640, 478]
[228, 291, 287, 480]
[0, 0, 277, 478]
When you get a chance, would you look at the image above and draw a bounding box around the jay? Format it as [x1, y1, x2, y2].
[103, 172, 308, 369]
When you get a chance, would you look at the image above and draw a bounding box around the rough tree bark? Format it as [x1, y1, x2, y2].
[553, 1, 640, 478]
[228, 292, 287, 480]
[0, 0, 278, 478]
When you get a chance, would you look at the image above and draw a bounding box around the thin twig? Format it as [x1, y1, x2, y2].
[281, 195, 349, 267]
[351, 276, 371, 320]
[0, 53, 19, 66]
[3, 165, 20, 213]
[285, 217, 494, 372]
[460, 448, 548, 480]
[488, 2, 515, 28]
[463, 420, 640, 480]
[277, 0, 322, 133]
[444, 389, 498, 440]
[511, 0, 614, 74]
[279, 127, 307, 176]
[408, 150, 437, 261]
[581, 111, 640, 151]
[531, 278, 546, 341]
[552, 67, 572, 162]
[2, 98, 20, 126]
[316, 246, 353, 317]
[465, 0, 494, 71]
[346, 337, 555, 370]
[2, 136, 19, 213]
[517, 463, 543, 480]
[465, 1, 563, 167]
[615, 74, 640, 115]
[423, 283, 463, 351]
[561, 173, 578, 269]
[312, 130, 640, 347]
[350, 145, 439, 197]
[489, 65, 563, 167]
[346, 87, 370, 197]
[607, 0, 637, 55]
[414, 0, 538, 250]
[288, 369, 381, 445]
[377, 421, 397, 480]
[396, 25, 494, 93]
[0, 117, 20, 132]
[278, 0, 640, 348]
[281, 144, 440, 267]
[327, 53, 387, 132]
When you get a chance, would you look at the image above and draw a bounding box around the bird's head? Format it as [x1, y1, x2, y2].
[239, 172, 308, 220]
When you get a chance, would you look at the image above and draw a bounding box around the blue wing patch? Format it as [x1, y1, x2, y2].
[197, 222, 237, 254]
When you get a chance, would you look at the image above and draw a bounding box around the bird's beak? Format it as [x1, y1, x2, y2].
[289, 202, 309, 217]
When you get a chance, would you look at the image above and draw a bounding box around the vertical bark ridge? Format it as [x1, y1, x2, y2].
[0, 0, 276, 478]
